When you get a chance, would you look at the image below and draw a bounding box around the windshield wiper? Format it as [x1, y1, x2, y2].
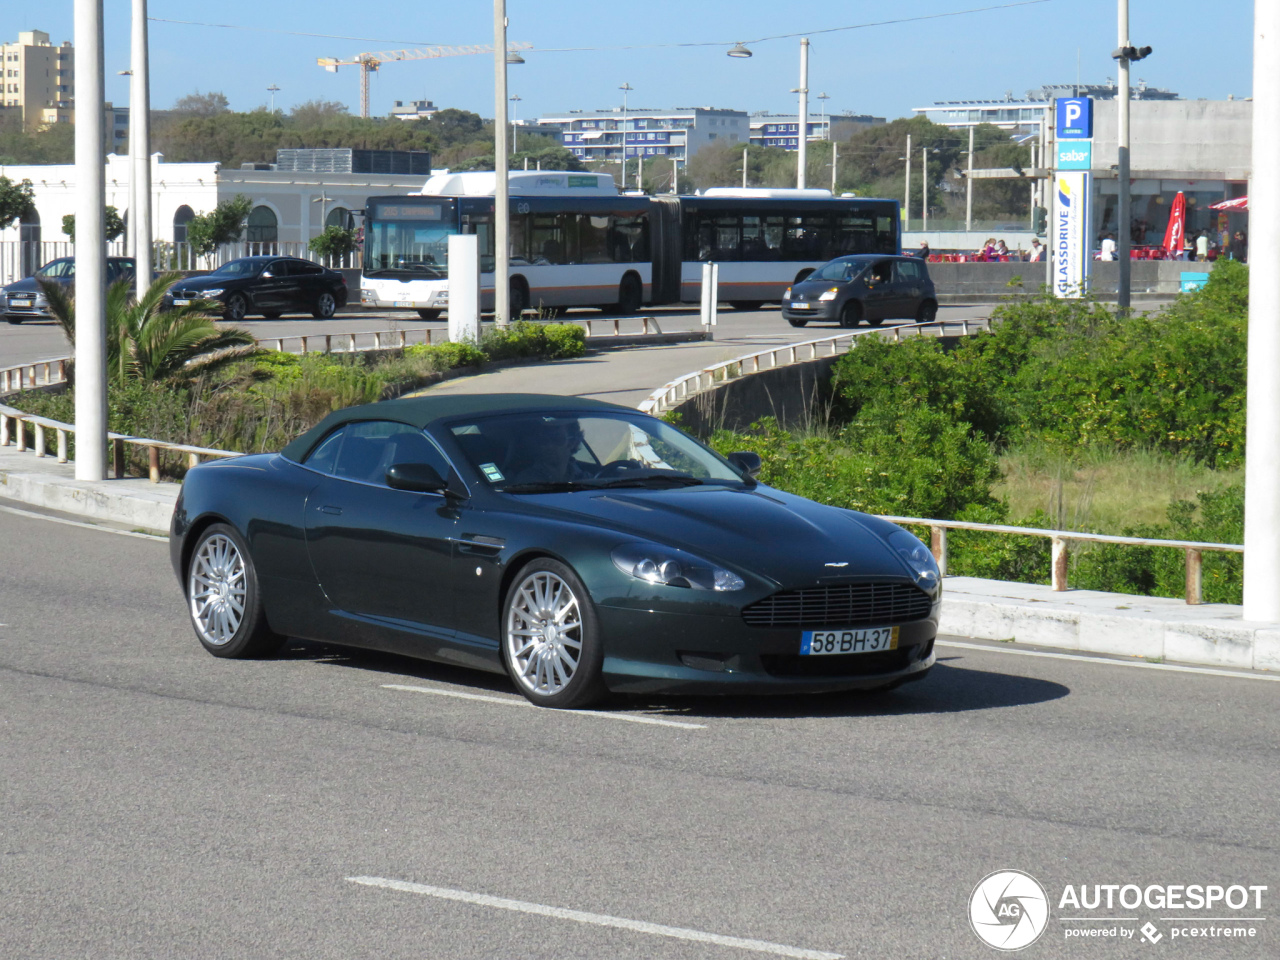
[501, 480, 596, 494]
[591, 472, 705, 489]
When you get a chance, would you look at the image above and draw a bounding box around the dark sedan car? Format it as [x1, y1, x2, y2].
[165, 256, 348, 321]
[2, 257, 140, 324]
[781, 254, 938, 328]
[171, 394, 939, 708]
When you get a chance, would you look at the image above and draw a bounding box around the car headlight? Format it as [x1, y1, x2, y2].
[198, 288, 225, 297]
[888, 528, 939, 588]
[782, 286, 791, 300]
[817, 287, 840, 301]
[612, 542, 745, 592]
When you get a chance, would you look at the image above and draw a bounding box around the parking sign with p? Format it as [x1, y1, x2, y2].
[1056, 98, 1092, 139]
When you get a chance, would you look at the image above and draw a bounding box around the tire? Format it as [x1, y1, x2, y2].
[915, 299, 938, 323]
[312, 291, 337, 319]
[839, 301, 862, 328]
[185, 523, 281, 659]
[5, 316, 22, 325]
[416, 308, 442, 321]
[260, 311, 282, 320]
[508, 279, 529, 320]
[786, 314, 809, 328]
[730, 300, 763, 311]
[501, 558, 607, 708]
[615, 274, 642, 315]
[865, 315, 885, 327]
[223, 293, 248, 323]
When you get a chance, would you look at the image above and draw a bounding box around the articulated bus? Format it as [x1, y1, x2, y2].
[359, 172, 900, 317]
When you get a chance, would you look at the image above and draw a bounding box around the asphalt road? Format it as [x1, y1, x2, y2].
[1, 302, 999, 370]
[2, 503, 1276, 959]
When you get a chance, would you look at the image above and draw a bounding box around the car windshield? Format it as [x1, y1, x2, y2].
[208, 260, 264, 278]
[448, 412, 747, 492]
[35, 260, 74, 278]
[811, 259, 865, 282]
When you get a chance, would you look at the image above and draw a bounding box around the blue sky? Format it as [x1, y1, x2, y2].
[15, 1, 1255, 123]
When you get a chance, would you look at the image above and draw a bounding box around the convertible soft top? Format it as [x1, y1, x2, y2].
[280, 393, 633, 463]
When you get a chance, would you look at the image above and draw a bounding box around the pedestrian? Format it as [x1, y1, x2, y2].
[1099, 234, 1116, 261]
[918, 241, 931, 260]
[1195, 232, 1209, 262]
[1233, 230, 1248, 262]
[981, 238, 996, 261]
[1028, 238, 1044, 262]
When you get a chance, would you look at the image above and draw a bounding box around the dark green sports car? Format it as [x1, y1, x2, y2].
[170, 394, 939, 707]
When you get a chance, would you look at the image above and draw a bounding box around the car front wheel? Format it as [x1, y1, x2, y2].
[786, 314, 809, 328]
[312, 291, 337, 319]
[4, 315, 22, 325]
[839, 301, 862, 328]
[502, 559, 607, 708]
[223, 293, 248, 322]
[186, 523, 281, 658]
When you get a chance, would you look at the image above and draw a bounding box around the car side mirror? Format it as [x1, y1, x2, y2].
[260, 270, 274, 278]
[386, 462, 449, 494]
[727, 451, 762, 479]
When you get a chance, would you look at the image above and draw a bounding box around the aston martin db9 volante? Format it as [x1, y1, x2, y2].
[171, 394, 939, 707]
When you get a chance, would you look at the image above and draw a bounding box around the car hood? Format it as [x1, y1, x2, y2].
[3, 277, 54, 295]
[509, 483, 911, 586]
[789, 277, 862, 298]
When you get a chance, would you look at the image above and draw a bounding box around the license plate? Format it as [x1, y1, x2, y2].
[801, 626, 899, 656]
[790, 302, 811, 309]
[394, 301, 414, 307]
[11, 300, 32, 308]
[172, 298, 191, 306]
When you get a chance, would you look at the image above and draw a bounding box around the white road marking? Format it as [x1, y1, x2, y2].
[346, 876, 843, 960]
[0, 502, 166, 541]
[381, 683, 706, 729]
[938, 640, 1280, 682]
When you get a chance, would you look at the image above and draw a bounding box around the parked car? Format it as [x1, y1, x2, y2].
[1, 257, 140, 324]
[163, 256, 348, 321]
[171, 394, 940, 708]
[780, 254, 938, 328]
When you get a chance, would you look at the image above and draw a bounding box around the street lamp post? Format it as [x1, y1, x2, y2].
[903, 134, 911, 226]
[619, 82, 632, 191]
[795, 39, 809, 189]
[493, 0, 511, 326]
[1112, 0, 1151, 309]
[509, 94, 521, 154]
[817, 91, 830, 140]
[130, 0, 151, 301]
[267, 84, 280, 113]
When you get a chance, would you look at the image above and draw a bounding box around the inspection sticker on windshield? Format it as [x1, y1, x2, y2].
[801, 626, 898, 655]
[480, 463, 504, 482]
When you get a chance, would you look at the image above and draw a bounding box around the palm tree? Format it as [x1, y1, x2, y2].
[41, 272, 259, 383]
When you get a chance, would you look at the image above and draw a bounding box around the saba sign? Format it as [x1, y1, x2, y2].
[1053, 171, 1091, 298]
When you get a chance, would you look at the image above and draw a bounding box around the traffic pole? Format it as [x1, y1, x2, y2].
[1243, 0, 1280, 621]
[493, 0, 511, 326]
[131, 0, 152, 299]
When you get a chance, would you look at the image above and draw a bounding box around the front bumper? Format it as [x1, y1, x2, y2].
[1, 299, 51, 320]
[780, 300, 838, 322]
[596, 601, 938, 695]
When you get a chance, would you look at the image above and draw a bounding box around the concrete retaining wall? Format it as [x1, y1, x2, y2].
[925, 260, 1214, 297]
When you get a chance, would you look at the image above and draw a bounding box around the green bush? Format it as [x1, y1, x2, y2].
[480, 321, 586, 361]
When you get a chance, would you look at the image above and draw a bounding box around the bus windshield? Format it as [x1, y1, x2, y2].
[364, 200, 456, 279]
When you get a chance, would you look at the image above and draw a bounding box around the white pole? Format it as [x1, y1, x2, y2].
[131, 0, 151, 299]
[1116, 0, 1132, 309]
[743, 146, 748, 189]
[672, 158, 679, 194]
[1244, 0, 1280, 621]
[638, 154, 644, 192]
[493, 0, 510, 326]
[447, 234, 480, 343]
[965, 125, 974, 233]
[700, 261, 713, 333]
[904, 133, 911, 226]
[921, 147, 928, 232]
[75, 0, 107, 481]
[796, 38, 809, 190]
[831, 141, 838, 193]
[619, 82, 632, 191]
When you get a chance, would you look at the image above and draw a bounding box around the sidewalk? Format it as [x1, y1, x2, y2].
[2, 442, 1275, 674]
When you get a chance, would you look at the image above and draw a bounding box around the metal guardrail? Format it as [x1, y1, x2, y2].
[637, 318, 992, 416]
[883, 515, 1242, 606]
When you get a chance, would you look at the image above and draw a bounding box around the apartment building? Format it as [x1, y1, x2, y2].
[538, 106, 749, 167]
[749, 112, 884, 148]
[0, 30, 74, 127]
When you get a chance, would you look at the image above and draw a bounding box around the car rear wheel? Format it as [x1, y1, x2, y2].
[416, 308, 442, 320]
[915, 299, 938, 323]
[730, 300, 763, 311]
[223, 293, 248, 323]
[260, 311, 282, 320]
[312, 291, 337, 319]
[839, 301, 862, 328]
[186, 523, 281, 659]
[786, 315, 809, 328]
[502, 559, 607, 708]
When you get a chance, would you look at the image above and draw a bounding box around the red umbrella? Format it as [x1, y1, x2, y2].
[1209, 196, 1249, 212]
[1162, 191, 1187, 259]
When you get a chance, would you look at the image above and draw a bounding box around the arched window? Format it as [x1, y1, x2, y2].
[246, 205, 278, 244]
[325, 206, 351, 230]
[173, 205, 195, 243]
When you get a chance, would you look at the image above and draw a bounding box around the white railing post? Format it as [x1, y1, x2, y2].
[1051, 537, 1069, 591]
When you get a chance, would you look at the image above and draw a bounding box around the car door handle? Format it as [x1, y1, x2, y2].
[319, 505, 343, 515]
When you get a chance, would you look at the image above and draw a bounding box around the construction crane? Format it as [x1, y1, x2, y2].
[318, 42, 533, 118]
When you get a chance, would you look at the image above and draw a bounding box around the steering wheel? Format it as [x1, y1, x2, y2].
[595, 459, 644, 478]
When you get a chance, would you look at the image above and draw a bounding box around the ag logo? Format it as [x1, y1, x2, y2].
[969, 869, 1050, 951]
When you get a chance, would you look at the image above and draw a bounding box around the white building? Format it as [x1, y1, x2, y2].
[539, 106, 749, 168]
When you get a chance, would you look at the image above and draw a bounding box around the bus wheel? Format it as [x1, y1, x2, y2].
[416, 308, 442, 320]
[509, 279, 529, 319]
[730, 301, 763, 311]
[615, 275, 642, 315]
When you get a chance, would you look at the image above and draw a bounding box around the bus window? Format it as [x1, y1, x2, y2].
[834, 215, 877, 255]
[713, 216, 741, 260]
[611, 215, 648, 262]
[783, 214, 833, 261]
[762, 216, 785, 259]
[532, 213, 579, 264]
[579, 214, 611, 263]
[510, 212, 531, 264]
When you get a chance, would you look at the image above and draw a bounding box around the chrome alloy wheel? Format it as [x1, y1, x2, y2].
[188, 533, 247, 646]
[506, 570, 583, 697]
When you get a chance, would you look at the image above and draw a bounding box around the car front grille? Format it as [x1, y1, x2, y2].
[172, 289, 209, 299]
[761, 646, 915, 677]
[741, 582, 934, 628]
